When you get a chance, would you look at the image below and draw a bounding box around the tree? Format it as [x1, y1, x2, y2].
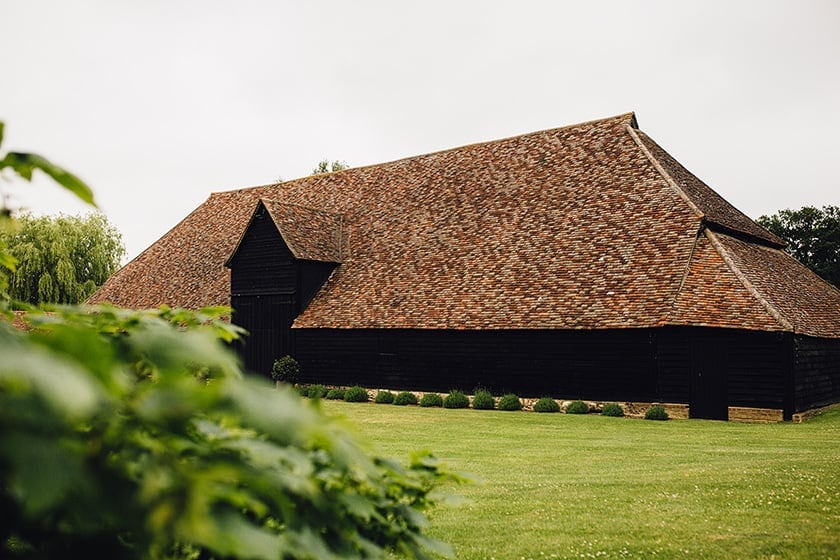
[312, 159, 349, 175]
[756, 205, 840, 286]
[1, 213, 125, 305]
[0, 122, 462, 558]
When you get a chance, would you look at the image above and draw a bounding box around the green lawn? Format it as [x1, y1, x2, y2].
[319, 400, 840, 560]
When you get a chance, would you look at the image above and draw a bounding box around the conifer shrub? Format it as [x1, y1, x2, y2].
[443, 390, 470, 409]
[645, 404, 669, 421]
[565, 400, 590, 414]
[393, 391, 419, 406]
[344, 385, 369, 403]
[498, 393, 523, 411]
[420, 393, 444, 408]
[326, 388, 346, 400]
[471, 388, 495, 410]
[308, 384, 328, 399]
[601, 402, 624, 417]
[533, 397, 560, 413]
[375, 390, 395, 404]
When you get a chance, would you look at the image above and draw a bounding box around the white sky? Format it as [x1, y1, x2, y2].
[2, 1, 838, 261]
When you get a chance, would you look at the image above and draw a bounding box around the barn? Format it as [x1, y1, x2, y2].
[89, 113, 840, 420]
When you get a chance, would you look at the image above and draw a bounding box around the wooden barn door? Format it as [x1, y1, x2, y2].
[689, 332, 728, 420]
[232, 294, 297, 378]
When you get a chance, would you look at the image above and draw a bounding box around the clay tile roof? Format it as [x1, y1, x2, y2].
[88, 112, 840, 338]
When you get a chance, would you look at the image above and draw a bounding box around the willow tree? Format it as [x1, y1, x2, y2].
[1, 213, 124, 304]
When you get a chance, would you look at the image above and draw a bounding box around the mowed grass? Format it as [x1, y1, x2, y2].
[320, 400, 840, 559]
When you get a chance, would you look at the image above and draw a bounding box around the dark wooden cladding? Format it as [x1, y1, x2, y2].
[793, 335, 840, 411]
[228, 205, 296, 296]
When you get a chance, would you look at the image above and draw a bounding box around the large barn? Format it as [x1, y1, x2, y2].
[89, 113, 840, 421]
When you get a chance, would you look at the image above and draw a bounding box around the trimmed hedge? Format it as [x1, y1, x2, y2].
[565, 400, 590, 414]
[498, 393, 523, 411]
[344, 385, 369, 403]
[471, 389, 495, 410]
[374, 390, 395, 404]
[601, 402, 624, 417]
[420, 393, 443, 408]
[308, 384, 328, 399]
[645, 404, 669, 421]
[393, 391, 418, 406]
[533, 397, 560, 413]
[326, 388, 345, 400]
[443, 390, 470, 409]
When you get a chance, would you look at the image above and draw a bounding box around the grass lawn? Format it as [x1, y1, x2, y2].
[319, 400, 840, 559]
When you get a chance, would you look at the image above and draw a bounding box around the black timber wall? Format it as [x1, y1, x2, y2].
[294, 328, 659, 401]
[793, 335, 840, 412]
[291, 326, 797, 415]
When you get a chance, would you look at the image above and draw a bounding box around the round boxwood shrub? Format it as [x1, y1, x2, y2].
[296, 384, 310, 397]
[533, 397, 560, 413]
[497, 393, 523, 411]
[601, 402, 624, 417]
[344, 385, 369, 403]
[443, 390, 469, 409]
[307, 384, 328, 399]
[374, 390, 395, 404]
[471, 389, 495, 410]
[420, 393, 443, 407]
[393, 391, 418, 406]
[271, 355, 300, 385]
[565, 400, 590, 414]
[326, 388, 345, 400]
[645, 404, 669, 421]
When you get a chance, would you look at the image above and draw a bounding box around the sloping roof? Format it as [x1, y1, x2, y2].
[88, 113, 840, 338]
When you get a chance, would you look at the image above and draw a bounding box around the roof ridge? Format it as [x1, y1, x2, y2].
[260, 198, 343, 218]
[624, 124, 705, 220]
[214, 113, 640, 194]
[705, 229, 794, 331]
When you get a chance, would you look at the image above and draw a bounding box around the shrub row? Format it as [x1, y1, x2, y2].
[296, 385, 668, 419]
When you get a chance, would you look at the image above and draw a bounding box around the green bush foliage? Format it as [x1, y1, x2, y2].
[471, 388, 495, 410]
[645, 404, 670, 421]
[344, 385, 369, 403]
[565, 400, 590, 414]
[533, 397, 560, 413]
[601, 402, 625, 417]
[326, 387, 346, 400]
[394, 391, 419, 406]
[443, 390, 470, 409]
[497, 393, 523, 411]
[375, 390, 395, 404]
[420, 393, 444, 408]
[308, 384, 328, 399]
[271, 355, 300, 385]
[0, 306, 459, 559]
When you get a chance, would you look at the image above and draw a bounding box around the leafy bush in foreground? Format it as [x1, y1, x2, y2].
[471, 388, 495, 410]
[344, 385, 369, 402]
[645, 404, 670, 421]
[498, 393, 523, 411]
[394, 391, 419, 406]
[375, 390, 395, 404]
[420, 393, 444, 408]
[0, 306, 459, 559]
[533, 397, 560, 413]
[326, 387, 346, 400]
[601, 402, 625, 417]
[443, 390, 470, 409]
[565, 400, 590, 414]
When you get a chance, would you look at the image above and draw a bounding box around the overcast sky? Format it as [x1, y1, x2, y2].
[2, 1, 838, 261]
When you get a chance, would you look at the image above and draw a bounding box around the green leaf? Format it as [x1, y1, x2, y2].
[0, 121, 5, 149]
[1, 152, 97, 207]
